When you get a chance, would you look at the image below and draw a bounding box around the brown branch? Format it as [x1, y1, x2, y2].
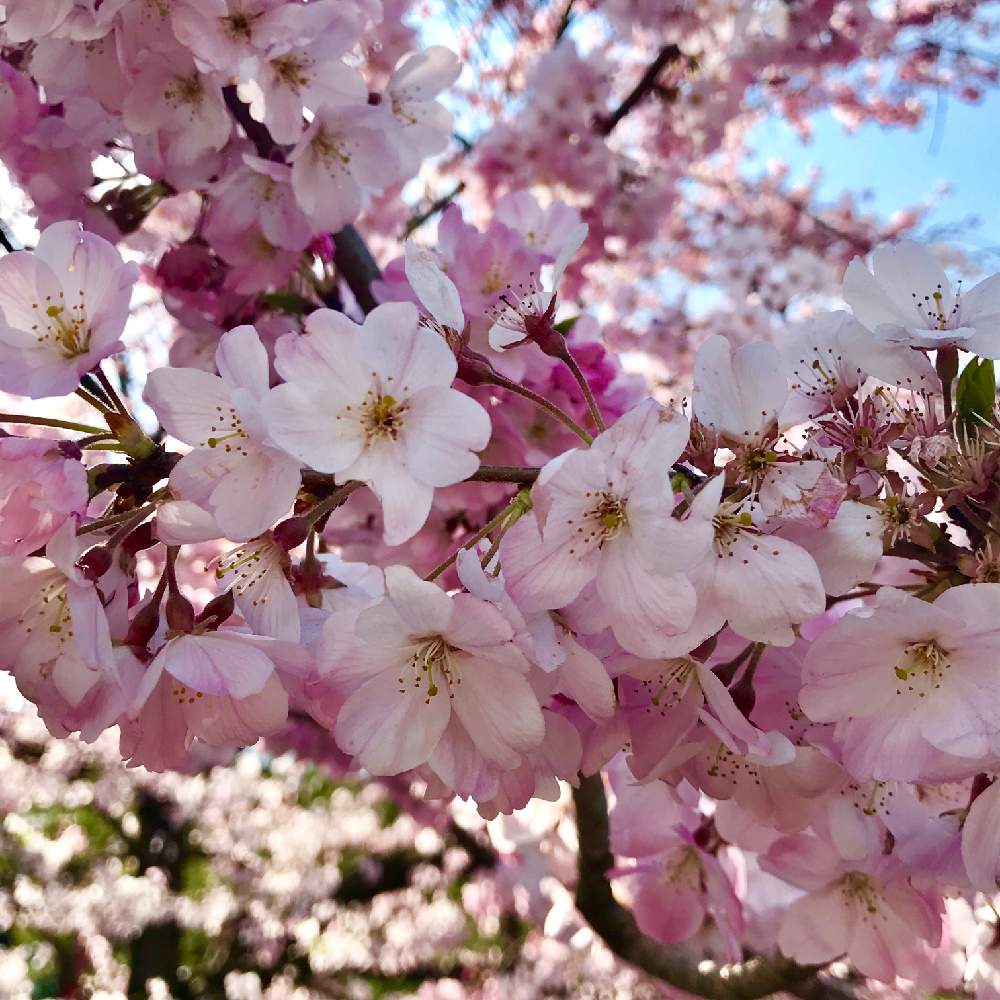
[572, 773, 851, 1000]
[466, 465, 540, 485]
[403, 181, 467, 238]
[598, 45, 683, 135]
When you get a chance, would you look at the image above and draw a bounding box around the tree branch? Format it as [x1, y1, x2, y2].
[332, 226, 382, 314]
[598, 45, 683, 135]
[572, 774, 850, 1000]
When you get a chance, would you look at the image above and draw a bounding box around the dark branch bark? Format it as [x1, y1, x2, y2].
[332, 226, 382, 313]
[598, 45, 683, 135]
[572, 774, 851, 1000]
[466, 464, 540, 485]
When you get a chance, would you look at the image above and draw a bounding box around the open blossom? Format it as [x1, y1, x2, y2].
[487, 221, 588, 352]
[0, 221, 138, 397]
[320, 565, 545, 776]
[762, 832, 942, 982]
[239, 26, 367, 144]
[800, 585, 1000, 781]
[204, 156, 312, 252]
[122, 50, 231, 165]
[144, 324, 302, 541]
[264, 302, 491, 545]
[288, 104, 401, 233]
[0, 520, 118, 723]
[843, 239, 1000, 356]
[0, 437, 88, 558]
[781, 310, 937, 422]
[123, 664, 291, 772]
[501, 400, 709, 657]
[384, 46, 461, 175]
[645, 476, 826, 650]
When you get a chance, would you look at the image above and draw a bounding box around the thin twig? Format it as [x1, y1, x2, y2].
[467, 465, 540, 485]
[492, 372, 593, 444]
[598, 45, 682, 136]
[404, 181, 466, 238]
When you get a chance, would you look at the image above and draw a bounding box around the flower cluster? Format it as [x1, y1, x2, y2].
[6, 207, 1000, 993]
[2, 2, 1000, 998]
[0, 0, 456, 297]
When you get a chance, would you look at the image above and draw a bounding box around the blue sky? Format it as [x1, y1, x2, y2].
[746, 87, 1000, 262]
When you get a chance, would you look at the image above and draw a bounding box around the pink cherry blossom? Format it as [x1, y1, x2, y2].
[0, 437, 88, 558]
[384, 46, 460, 175]
[144, 323, 302, 541]
[762, 831, 942, 982]
[800, 585, 1000, 781]
[320, 565, 545, 776]
[502, 399, 709, 657]
[264, 303, 491, 545]
[843, 239, 1000, 356]
[0, 221, 138, 397]
[288, 105, 401, 233]
[122, 49, 231, 165]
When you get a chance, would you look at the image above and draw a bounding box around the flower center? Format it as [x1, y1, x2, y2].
[203, 405, 250, 456]
[165, 73, 204, 109]
[664, 847, 702, 888]
[640, 659, 697, 715]
[30, 293, 91, 359]
[273, 54, 310, 92]
[712, 509, 754, 556]
[312, 128, 352, 168]
[893, 639, 950, 697]
[401, 636, 460, 703]
[361, 392, 406, 441]
[839, 872, 880, 914]
[223, 11, 257, 40]
[911, 282, 961, 331]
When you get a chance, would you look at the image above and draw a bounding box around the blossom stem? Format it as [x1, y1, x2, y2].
[937, 346, 959, 421]
[305, 481, 364, 526]
[93, 366, 131, 417]
[492, 373, 593, 444]
[561, 350, 606, 433]
[78, 489, 169, 538]
[424, 493, 530, 582]
[0, 412, 108, 435]
[75, 387, 115, 415]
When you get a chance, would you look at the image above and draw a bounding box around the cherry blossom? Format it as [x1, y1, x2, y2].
[800, 586, 1000, 781]
[144, 324, 302, 541]
[264, 303, 491, 545]
[0, 221, 137, 397]
[0, 437, 88, 558]
[320, 565, 545, 775]
[843, 240, 1000, 357]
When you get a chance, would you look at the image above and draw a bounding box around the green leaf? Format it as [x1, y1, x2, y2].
[956, 356, 996, 435]
[261, 291, 312, 316]
[554, 315, 579, 334]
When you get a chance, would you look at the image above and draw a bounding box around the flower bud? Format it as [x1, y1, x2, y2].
[165, 592, 195, 633]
